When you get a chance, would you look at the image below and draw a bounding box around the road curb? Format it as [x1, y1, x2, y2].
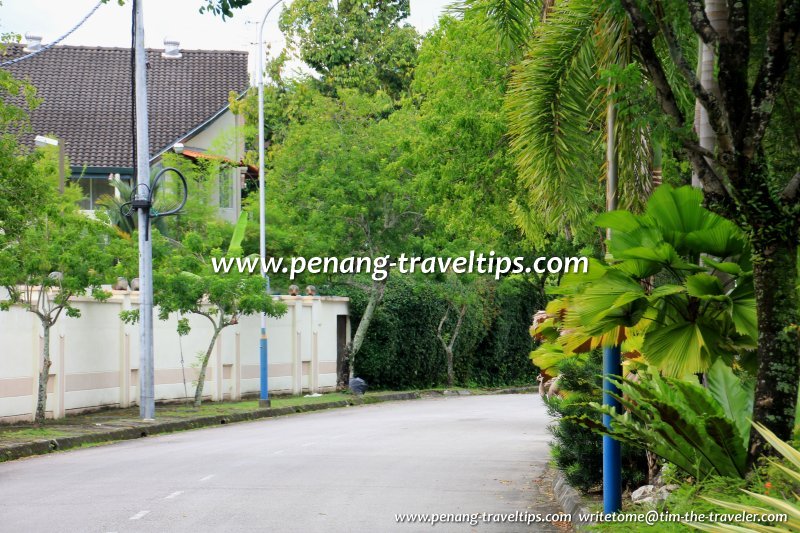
[0, 388, 537, 463]
[551, 467, 592, 531]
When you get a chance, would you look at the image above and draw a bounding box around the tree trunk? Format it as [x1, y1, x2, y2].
[445, 347, 455, 387]
[348, 278, 387, 381]
[194, 326, 223, 408]
[646, 451, 660, 485]
[606, 94, 618, 237]
[35, 321, 51, 425]
[437, 303, 466, 388]
[749, 236, 800, 462]
[692, 0, 726, 187]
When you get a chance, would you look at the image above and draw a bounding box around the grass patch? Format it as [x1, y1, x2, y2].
[0, 427, 72, 441]
[272, 393, 352, 407]
[154, 392, 354, 418]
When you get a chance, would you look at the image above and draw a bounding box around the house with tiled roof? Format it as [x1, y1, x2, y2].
[3, 36, 252, 223]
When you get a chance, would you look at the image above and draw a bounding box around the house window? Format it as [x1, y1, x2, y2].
[218, 167, 234, 209]
[77, 176, 116, 210]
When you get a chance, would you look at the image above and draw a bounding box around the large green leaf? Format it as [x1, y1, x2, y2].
[644, 186, 747, 258]
[605, 224, 665, 258]
[703, 257, 743, 276]
[686, 224, 747, 258]
[613, 258, 663, 278]
[649, 284, 686, 299]
[686, 272, 729, 302]
[567, 269, 647, 331]
[707, 359, 754, 449]
[595, 209, 642, 233]
[228, 211, 248, 257]
[646, 185, 706, 235]
[729, 277, 758, 339]
[530, 342, 567, 373]
[642, 320, 719, 376]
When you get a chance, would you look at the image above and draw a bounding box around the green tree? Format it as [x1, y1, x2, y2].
[267, 88, 421, 382]
[279, 0, 419, 98]
[434, 274, 490, 387]
[470, 0, 800, 462]
[0, 209, 113, 423]
[501, 0, 674, 245]
[0, 56, 44, 238]
[616, 0, 800, 462]
[409, 13, 524, 254]
[120, 215, 286, 407]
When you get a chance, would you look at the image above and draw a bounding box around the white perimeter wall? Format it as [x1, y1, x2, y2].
[0, 291, 350, 422]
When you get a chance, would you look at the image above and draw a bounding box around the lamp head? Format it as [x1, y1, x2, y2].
[34, 135, 59, 148]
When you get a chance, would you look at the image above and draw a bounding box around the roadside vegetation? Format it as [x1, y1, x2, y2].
[2, 1, 800, 530]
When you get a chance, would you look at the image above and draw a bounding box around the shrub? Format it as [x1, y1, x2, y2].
[469, 277, 543, 387]
[334, 275, 542, 390]
[545, 350, 648, 493]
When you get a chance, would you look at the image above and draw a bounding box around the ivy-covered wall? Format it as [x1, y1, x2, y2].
[335, 275, 544, 390]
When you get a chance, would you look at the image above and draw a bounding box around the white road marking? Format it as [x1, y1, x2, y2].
[200, 474, 215, 482]
[129, 510, 149, 520]
[301, 442, 316, 447]
[273, 450, 285, 455]
[165, 491, 183, 499]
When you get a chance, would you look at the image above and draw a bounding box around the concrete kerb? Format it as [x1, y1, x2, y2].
[0, 388, 536, 462]
[551, 468, 592, 531]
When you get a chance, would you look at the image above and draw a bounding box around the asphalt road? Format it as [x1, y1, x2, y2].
[0, 394, 568, 532]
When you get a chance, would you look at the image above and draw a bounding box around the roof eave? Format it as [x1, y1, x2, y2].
[149, 88, 248, 163]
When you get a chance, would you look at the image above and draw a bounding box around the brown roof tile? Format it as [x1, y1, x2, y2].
[3, 43, 249, 169]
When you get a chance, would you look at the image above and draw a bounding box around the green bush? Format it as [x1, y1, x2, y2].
[545, 350, 648, 493]
[469, 277, 543, 387]
[333, 275, 542, 390]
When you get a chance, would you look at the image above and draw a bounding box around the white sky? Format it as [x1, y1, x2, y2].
[0, 0, 454, 81]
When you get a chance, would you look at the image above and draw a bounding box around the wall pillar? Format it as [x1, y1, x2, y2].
[56, 334, 65, 418]
[234, 331, 241, 400]
[215, 334, 223, 402]
[122, 333, 131, 407]
[292, 299, 302, 395]
[120, 291, 131, 408]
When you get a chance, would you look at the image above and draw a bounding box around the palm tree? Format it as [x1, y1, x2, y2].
[96, 174, 169, 237]
[459, 0, 660, 245]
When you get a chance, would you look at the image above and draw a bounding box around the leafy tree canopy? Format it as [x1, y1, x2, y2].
[265, 88, 421, 262]
[279, 0, 419, 98]
[408, 14, 525, 255]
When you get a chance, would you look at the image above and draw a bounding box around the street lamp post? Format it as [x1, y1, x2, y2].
[257, 0, 284, 408]
[133, 0, 155, 421]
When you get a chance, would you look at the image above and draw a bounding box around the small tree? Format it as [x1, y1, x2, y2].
[434, 274, 488, 388]
[0, 212, 113, 423]
[123, 215, 286, 407]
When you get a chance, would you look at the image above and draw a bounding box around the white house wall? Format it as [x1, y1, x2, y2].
[0, 291, 349, 423]
[182, 108, 244, 224]
[185, 109, 242, 160]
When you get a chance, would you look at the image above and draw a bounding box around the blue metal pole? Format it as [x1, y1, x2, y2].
[603, 344, 622, 513]
[259, 327, 269, 407]
[259, 275, 271, 408]
[257, 1, 283, 408]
